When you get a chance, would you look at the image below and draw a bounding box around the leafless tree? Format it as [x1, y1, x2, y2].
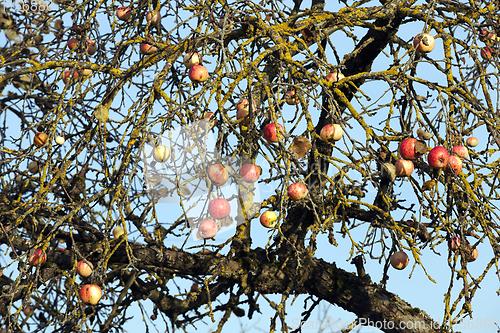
[0, 0, 499, 332]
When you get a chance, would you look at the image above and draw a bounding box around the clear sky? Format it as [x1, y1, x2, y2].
[1, 0, 498, 332]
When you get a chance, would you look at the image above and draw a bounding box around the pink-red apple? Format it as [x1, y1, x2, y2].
[208, 198, 231, 219]
[446, 155, 462, 175]
[28, 249, 47, 266]
[240, 164, 260, 183]
[67, 38, 78, 50]
[395, 159, 414, 177]
[481, 46, 493, 60]
[153, 145, 170, 162]
[140, 38, 157, 55]
[260, 211, 277, 228]
[188, 65, 209, 83]
[80, 284, 102, 305]
[390, 251, 409, 270]
[452, 145, 468, 159]
[236, 98, 257, 113]
[208, 164, 228, 186]
[113, 226, 124, 238]
[287, 182, 308, 201]
[116, 6, 132, 21]
[63, 70, 79, 84]
[263, 123, 284, 143]
[320, 124, 343, 142]
[146, 10, 161, 25]
[198, 219, 218, 239]
[466, 246, 478, 262]
[284, 90, 300, 105]
[86, 39, 97, 55]
[236, 98, 257, 125]
[325, 71, 345, 83]
[478, 29, 499, 42]
[399, 138, 422, 160]
[77, 260, 93, 277]
[427, 146, 449, 169]
[413, 33, 435, 53]
[466, 137, 478, 147]
[448, 236, 460, 251]
[183, 52, 202, 69]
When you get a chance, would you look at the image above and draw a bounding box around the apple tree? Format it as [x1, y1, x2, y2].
[0, 0, 499, 332]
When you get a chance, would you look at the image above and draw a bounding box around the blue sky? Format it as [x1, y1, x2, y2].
[1, 0, 499, 332]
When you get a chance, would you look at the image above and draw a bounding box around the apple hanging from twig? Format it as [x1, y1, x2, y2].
[116, 7, 132, 21]
[390, 251, 409, 270]
[80, 284, 102, 305]
[77, 260, 93, 277]
[287, 182, 308, 201]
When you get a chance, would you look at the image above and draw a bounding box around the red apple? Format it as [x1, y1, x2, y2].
[325, 71, 345, 83]
[153, 145, 170, 162]
[236, 98, 257, 113]
[28, 249, 47, 266]
[466, 137, 478, 147]
[481, 46, 493, 60]
[146, 10, 161, 25]
[287, 182, 308, 201]
[284, 90, 300, 105]
[140, 38, 157, 55]
[480, 30, 500, 43]
[183, 52, 202, 69]
[188, 65, 209, 83]
[77, 260, 93, 277]
[80, 284, 102, 305]
[198, 219, 218, 239]
[235, 99, 257, 126]
[319, 124, 343, 142]
[427, 146, 449, 169]
[113, 226, 124, 238]
[413, 33, 435, 53]
[452, 145, 468, 159]
[240, 164, 260, 183]
[448, 236, 460, 251]
[263, 123, 284, 143]
[399, 138, 422, 160]
[63, 70, 79, 84]
[260, 211, 277, 228]
[208, 198, 231, 219]
[395, 159, 414, 177]
[67, 38, 78, 50]
[207, 164, 228, 186]
[116, 6, 132, 21]
[466, 246, 478, 262]
[86, 39, 97, 55]
[390, 251, 409, 270]
[446, 155, 463, 175]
